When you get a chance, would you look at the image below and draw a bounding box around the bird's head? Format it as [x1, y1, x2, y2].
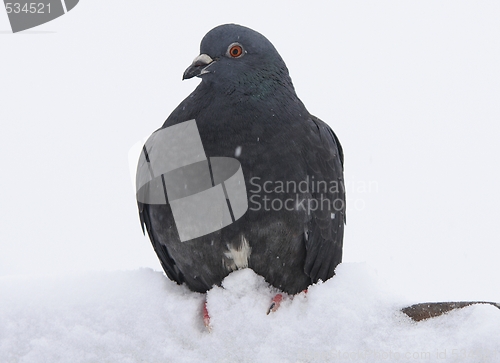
[183, 24, 296, 98]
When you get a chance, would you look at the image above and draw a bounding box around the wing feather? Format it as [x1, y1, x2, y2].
[303, 116, 345, 283]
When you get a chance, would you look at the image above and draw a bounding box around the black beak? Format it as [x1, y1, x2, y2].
[182, 54, 215, 80]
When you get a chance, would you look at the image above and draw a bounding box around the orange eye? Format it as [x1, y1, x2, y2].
[228, 44, 244, 58]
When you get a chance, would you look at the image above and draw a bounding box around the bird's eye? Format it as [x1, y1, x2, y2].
[227, 43, 244, 58]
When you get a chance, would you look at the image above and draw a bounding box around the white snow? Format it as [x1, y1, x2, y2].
[1, 263, 499, 363]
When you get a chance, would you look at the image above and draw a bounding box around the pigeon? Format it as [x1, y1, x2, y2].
[138, 24, 345, 300]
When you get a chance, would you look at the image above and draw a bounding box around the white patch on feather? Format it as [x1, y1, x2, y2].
[235, 146, 242, 157]
[223, 236, 252, 271]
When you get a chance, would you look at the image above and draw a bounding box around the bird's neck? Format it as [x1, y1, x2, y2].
[200, 70, 300, 111]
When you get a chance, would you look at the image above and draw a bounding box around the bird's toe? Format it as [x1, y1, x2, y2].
[267, 293, 283, 315]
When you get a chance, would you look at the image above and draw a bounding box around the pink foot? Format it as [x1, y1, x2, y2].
[267, 289, 307, 315]
[203, 301, 211, 331]
[267, 293, 283, 314]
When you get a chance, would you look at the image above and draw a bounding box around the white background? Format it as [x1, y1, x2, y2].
[1, 0, 499, 303]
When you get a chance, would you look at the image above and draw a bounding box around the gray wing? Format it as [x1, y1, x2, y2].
[303, 115, 345, 283]
[136, 124, 185, 285]
[138, 202, 185, 285]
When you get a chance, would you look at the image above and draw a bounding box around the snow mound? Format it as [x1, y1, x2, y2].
[1, 263, 499, 362]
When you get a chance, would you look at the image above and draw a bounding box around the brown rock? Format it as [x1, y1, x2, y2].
[402, 301, 500, 322]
